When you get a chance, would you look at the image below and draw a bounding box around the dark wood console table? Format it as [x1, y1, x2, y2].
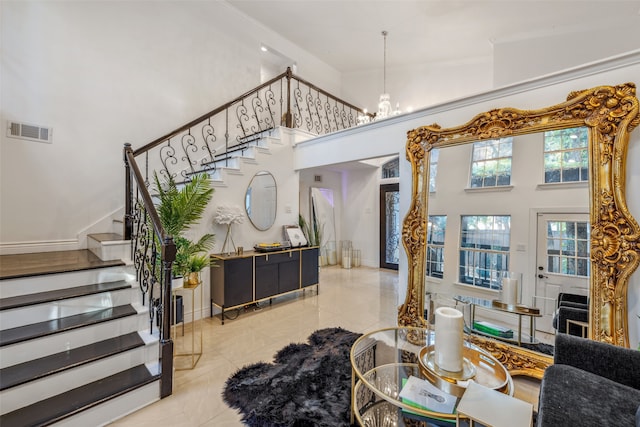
[210, 246, 319, 324]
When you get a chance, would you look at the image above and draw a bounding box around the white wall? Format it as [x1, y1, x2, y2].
[341, 56, 493, 114]
[340, 167, 381, 267]
[0, 0, 342, 252]
[493, 26, 640, 87]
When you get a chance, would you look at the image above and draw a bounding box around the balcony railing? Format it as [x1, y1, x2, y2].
[130, 67, 371, 186]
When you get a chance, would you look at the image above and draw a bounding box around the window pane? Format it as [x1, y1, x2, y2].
[470, 139, 512, 188]
[498, 142, 512, 158]
[561, 239, 575, 256]
[545, 220, 590, 278]
[459, 215, 510, 289]
[382, 157, 400, 179]
[544, 135, 561, 152]
[547, 238, 560, 255]
[543, 127, 589, 183]
[577, 258, 589, 276]
[427, 215, 447, 278]
[577, 222, 589, 239]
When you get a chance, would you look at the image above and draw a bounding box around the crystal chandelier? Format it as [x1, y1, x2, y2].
[357, 30, 403, 125]
[376, 30, 401, 120]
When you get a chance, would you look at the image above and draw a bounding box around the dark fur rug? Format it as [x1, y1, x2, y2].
[222, 327, 361, 427]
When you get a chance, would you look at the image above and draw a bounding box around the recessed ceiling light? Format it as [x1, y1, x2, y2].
[261, 46, 268, 52]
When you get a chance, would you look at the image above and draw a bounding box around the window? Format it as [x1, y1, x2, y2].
[459, 215, 510, 289]
[546, 220, 590, 277]
[429, 149, 439, 192]
[426, 215, 446, 278]
[469, 138, 513, 188]
[381, 157, 399, 179]
[543, 127, 588, 183]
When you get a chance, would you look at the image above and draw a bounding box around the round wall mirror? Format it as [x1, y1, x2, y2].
[245, 171, 277, 231]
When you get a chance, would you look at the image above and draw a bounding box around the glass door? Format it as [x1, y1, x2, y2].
[535, 212, 590, 333]
[380, 184, 399, 270]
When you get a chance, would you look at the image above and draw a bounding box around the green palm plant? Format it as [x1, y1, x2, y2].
[153, 172, 215, 278]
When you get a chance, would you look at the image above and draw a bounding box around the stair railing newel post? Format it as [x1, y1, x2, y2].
[160, 235, 176, 398]
[123, 143, 133, 241]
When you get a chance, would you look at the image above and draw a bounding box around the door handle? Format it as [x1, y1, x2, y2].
[538, 274, 548, 279]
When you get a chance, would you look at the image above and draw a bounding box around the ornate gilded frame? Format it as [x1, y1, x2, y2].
[399, 83, 640, 376]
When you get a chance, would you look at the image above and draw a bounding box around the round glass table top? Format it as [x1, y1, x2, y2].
[350, 326, 513, 423]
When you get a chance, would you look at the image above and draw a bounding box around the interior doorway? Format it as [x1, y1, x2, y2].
[380, 183, 400, 270]
[535, 212, 590, 333]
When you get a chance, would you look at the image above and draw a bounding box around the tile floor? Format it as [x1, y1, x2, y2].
[109, 266, 541, 426]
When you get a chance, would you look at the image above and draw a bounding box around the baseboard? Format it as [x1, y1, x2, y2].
[0, 239, 80, 255]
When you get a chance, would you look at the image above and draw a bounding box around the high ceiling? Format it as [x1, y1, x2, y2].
[227, 0, 640, 73]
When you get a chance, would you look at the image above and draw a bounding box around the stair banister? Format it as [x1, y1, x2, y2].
[124, 143, 175, 398]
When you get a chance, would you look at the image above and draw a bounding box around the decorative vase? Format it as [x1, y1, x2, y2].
[185, 272, 200, 286]
[221, 223, 236, 255]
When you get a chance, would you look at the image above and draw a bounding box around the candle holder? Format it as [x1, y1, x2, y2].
[499, 271, 522, 306]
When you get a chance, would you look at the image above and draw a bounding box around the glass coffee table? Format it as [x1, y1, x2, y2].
[350, 326, 514, 426]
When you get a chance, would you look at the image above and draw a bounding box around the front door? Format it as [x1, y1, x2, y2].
[380, 184, 400, 270]
[535, 212, 590, 333]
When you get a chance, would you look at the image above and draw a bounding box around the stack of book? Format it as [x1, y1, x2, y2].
[473, 321, 514, 338]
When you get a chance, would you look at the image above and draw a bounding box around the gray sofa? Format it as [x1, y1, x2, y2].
[536, 333, 640, 426]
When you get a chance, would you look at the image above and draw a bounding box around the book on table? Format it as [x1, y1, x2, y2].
[399, 375, 457, 424]
[473, 321, 514, 338]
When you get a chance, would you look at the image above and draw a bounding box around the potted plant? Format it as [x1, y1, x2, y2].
[153, 172, 215, 282]
[182, 253, 210, 286]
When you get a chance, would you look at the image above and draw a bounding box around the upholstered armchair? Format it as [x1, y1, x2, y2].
[536, 333, 640, 426]
[552, 293, 589, 336]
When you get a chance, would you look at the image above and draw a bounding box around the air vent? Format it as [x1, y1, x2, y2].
[314, 174, 322, 182]
[7, 121, 52, 143]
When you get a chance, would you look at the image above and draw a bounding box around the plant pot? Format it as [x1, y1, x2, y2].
[172, 276, 184, 289]
[185, 272, 200, 286]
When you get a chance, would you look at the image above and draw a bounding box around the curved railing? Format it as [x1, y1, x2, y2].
[123, 68, 370, 398]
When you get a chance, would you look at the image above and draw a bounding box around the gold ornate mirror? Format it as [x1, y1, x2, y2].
[400, 83, 640, 377]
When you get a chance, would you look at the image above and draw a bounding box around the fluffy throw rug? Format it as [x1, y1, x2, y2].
[222, 327, 361, 427]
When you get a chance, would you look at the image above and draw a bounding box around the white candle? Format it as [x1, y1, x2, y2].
[502, 277, 518, 305]
[435, 306, 464, 372]
[342, 255, 351, 268]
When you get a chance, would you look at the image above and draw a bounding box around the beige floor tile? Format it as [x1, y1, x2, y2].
[110, 265, 543, 426]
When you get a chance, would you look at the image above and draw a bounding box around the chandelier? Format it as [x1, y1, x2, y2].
[376, 30, 401, 120]
[359, 30, 402, 124]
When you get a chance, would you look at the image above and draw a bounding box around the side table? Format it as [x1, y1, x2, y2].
[172, 281, 203, 370]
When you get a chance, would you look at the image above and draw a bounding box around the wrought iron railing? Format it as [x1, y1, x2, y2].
[129, 67, 371, 187]
[123, 67, 370, 398]
[124, 144, 175, 398]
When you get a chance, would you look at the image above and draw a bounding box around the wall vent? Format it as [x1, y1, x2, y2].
[314, 174, 322, 182]
[7, 121, 52, 144]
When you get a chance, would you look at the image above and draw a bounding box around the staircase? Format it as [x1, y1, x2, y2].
[0, 246, 161, 426]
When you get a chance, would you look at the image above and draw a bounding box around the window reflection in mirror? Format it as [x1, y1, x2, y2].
[425, 127, 590, 333]
[245, 171, 277, 231]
